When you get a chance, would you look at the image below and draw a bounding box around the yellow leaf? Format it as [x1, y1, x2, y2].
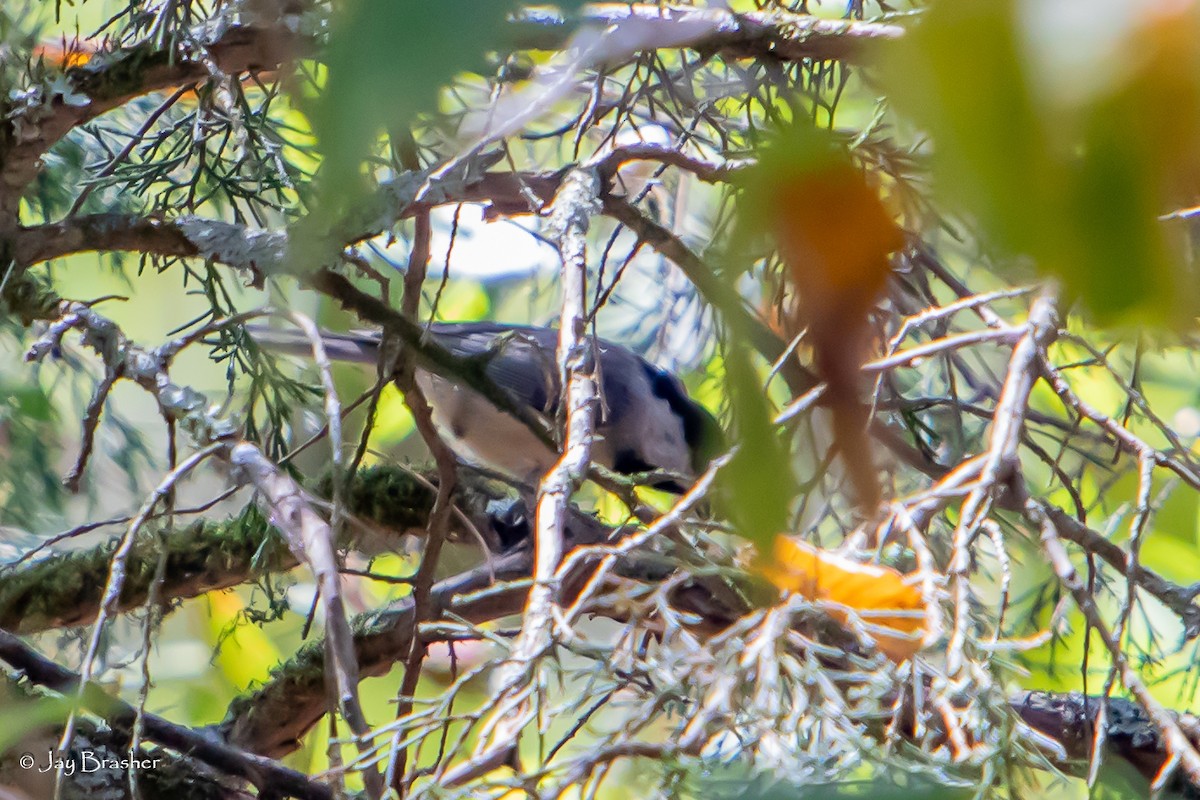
[762, 536, 927, 663]
[202, 591, 282, 690]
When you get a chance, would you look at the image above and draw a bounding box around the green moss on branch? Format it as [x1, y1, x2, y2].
[0, 464, 448, 634]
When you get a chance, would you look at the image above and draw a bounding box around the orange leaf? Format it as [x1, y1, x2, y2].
[743, 131, 903, 515]
[33, 42, 96, 70]
[770, 162, 903, 333]
[762, 536, 927, 663]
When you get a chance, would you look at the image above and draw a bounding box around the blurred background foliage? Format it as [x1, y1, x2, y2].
[883, 0, 1200, 325]
[5, 0, 1200, 797]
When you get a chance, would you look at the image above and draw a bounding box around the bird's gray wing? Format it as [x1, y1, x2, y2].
[426, 323, 561, 413]
[430, 323, 680, 429]
[251, 322, 559, 411]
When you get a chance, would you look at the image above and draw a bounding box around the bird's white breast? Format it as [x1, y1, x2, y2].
[415, 370, 559, 483]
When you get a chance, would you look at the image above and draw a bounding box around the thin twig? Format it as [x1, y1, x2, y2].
[58, 443, 224, 786]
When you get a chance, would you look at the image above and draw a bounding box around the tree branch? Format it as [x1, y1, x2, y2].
[464, 165, 604, 779]
[0, 26, 301, 222]
[511, 4, 904, 64]
[0, 628, 332, 800]
[0, 464, 463, 635]
[1014, 690, 1200, 794]
[220, 546, 541, 758]
[0, 2, 900, 228]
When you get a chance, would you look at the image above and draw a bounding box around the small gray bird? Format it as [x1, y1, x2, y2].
[250, 322, 723, 491]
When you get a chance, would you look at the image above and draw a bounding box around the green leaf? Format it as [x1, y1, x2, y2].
[718, 343, 796, 550]
[312, 0, 517, 202]
[0, 693, 76, 756]
[883, 0, 1045, 254]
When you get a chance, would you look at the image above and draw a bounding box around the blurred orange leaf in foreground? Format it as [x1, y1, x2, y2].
[762, 536, 926, 663]
[769, 161, 903, 336]
[744, 128, 904, 514]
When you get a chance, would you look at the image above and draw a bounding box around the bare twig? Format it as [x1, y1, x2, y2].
[229, 443, 381, 798]
[281, 313, 382, 797]
[62, 369, 118, 492]
[460, 166, 603, 782]
[383, 158, 463, 794]
[511, 4, 904, 64]
[1024, 488, 1200, 787]
[944, 290, 1058, 675]
[57, 442, 224, 790]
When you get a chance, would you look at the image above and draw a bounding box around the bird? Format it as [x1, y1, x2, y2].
[249, 321, 724, 492]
